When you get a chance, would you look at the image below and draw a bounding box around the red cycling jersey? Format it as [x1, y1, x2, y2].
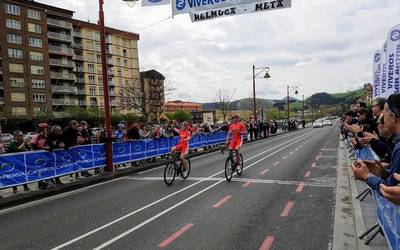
[229, 122, 246, 141]
[175, 129, 191, 155]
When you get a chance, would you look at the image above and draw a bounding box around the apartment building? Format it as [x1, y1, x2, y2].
[165, 101, 203, 112]
[0, 0, 140, 119]
[140, 69, 165, 122]
[72, 20, 140, 115]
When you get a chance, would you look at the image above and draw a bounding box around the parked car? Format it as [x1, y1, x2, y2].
[1, 133, 14, 145]
[313, 120, 323, 128]
[323, 119, 333, 126]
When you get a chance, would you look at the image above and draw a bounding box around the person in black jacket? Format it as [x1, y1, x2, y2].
[126, 123, 140, 140]
[62, 120, 79, 150]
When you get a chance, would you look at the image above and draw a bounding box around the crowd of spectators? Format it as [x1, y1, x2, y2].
[341, 95, 400, 206]
[0, 117, 290, 194]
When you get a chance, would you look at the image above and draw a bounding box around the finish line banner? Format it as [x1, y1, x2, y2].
[0, 132, 228, 188]
[190, 0, 290, 22]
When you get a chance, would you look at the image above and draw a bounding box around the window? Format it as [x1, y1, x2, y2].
[96, 54, 101, 63]
[123, 59, 128, 67]
[98, 76, 103, 83]
[86, 41, 94, 51]
[86, 31, 94, 40]
[89, 75, 95, 84]
[10, 78, 25, 88]
[28, 23, 42, 34]
[95, 32, 100, 41]
[32, 79, 45, 89]
[117, 68, 122, 77]
[116, 47, 120, 56]
[30, 51, 43, 62]
[87, 52, 95, 62]
[123, 49, 127, 57]
[125, 80, 129, 86]
[31, 66, 44, 75]
[88, 64, 95, 73]
[33, 107, 46, 113]
[89, 87, 96, 96]
[96, 43, 100, 52]
[118, 79, 122, 86]
[5, 3, 20, 16]
[9, 63, 24, 73]
[27, 9, 41, 20]
[8, 48, 23, 59]
[7, 34, 22, 44]
[29, 37, 42, 48]
[12, 107, 26, 116]
[33, 94, 46, 102]
[99, 87, 104, 95]
[11, 92, 26, 102]
[6, 19, 21, 30]
[117, 58, 121, 66]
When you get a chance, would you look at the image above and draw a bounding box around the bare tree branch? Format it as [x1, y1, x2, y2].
[215, 89, 235, 122]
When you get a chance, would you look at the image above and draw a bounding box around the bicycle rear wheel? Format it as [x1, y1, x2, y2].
[181, 158, 191, 179]
[225, 158, 234, 182]
[236, 154, 244, 176]
[164, 162, 176, 185]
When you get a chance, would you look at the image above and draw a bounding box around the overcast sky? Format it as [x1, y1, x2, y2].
[39, 0, 400, 102]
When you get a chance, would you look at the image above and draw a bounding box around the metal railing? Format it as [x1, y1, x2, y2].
[76, 78, 85, 84]
[50, 72, 76, 80]
[52, 99, 79, 105]
[48, 45, 74, 55]
[48, 31, 72, 42]
[73, 55, 84, 61]
[47, 18, 73, 29]
[52, 86, 78, 94]
[49, 59, 75, 67]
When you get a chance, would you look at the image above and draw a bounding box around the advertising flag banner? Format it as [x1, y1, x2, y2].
[381, 42, 388, 98]
[190, 0, 291, 22]
[142, 0, 170, 7]
[386, 24, 400, 95]
[373, 50, 381, 99]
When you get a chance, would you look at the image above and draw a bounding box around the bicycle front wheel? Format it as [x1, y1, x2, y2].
[236, 154, 244, 176]
[225, 158, 234, 182]
[164, 162, 176, 186]
[181, 158, 191, 179]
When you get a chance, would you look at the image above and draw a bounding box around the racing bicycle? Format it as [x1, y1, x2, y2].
[163, 153, 191, 185]
[221, 147, 243, 181]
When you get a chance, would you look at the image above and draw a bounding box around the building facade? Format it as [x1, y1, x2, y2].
[140, 69, 165, 122]
[0, 0, 140, 120]
[165, 100, 203, 113]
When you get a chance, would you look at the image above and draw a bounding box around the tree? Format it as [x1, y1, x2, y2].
[215, 89, 235, 122]
[125, 79, 152, 123]
[173, 110, 191, 122]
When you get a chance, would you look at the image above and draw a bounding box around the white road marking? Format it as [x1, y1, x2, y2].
[0, 177, 129, 216]
[86, 131, 321, 250]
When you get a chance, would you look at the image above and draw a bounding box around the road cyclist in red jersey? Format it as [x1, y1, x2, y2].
[225, 113, 247, 170]
[171, 121, 192, 174]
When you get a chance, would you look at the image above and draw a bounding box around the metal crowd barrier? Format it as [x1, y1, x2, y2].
[0, 132, 230, 189]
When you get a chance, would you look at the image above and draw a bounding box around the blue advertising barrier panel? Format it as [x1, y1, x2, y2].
[373, 190, 400, 250]
[354, 146, 399, 250]
[0, 132, 228, 188]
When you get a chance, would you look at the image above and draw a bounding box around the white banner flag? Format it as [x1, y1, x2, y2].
[142, 0, 170, 6]
[386, 24, 400, 95]
[380, 42, 388, 98]
[189, 0, 291, 22]
[373, 50, 381, 99]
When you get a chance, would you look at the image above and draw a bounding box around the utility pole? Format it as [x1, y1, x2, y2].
[252, 65, 257, 121]
[287, 85, 290, 122]
[99, 0, 113, 172]
[302, 94, 305, 121]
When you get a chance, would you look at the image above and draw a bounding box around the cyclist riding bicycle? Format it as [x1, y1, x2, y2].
[171, 121, 191, 173]
[225, 114, 247, 169]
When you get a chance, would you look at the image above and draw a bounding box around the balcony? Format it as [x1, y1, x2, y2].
[50, 72, 76, 81]
[78, 90, 86, 95]
[0, 67, 3, 74]
[74, 67, 84, 73]
[73, 43, 83, 50]
[48, 45, 74, 55]
[52, 86, 78, 94]
[73, 55, 84, 61]
[107, 70, 114, 76]
[0, 97, 4, 105]
[88, 69, 96, 74]
[111, 102, 118, 107]
[90, 101, 98, 107]
[0, 82, 3, 89]
[108, 79, 115, 86]
[76, 78, 85, 84]
[52, 99, 79, 106]
[48, 31, 72, 43]
[109, 92, 116, 97]
[107, 59, 114, 65]
[79, 100, 86, 106]
[47, 18, 73, 29]
[49, 59, 75, 68]
[73, 31, 83, 38]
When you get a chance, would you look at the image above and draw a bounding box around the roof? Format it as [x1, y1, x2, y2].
[16, 0, 74, 16]
[71, 19, 140, 41]
[140, 70, 165, 80]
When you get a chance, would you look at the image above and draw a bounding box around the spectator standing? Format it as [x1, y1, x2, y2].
[63, 120, 79, 150]
[6, 130, 31, 193]
[31, 123, 51, 189]
[126, 123, 140, 140]
[139, 125, 150, 139]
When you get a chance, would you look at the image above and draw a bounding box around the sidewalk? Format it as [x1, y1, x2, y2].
[0, 129, 296, 209]
[333, 139, 388, 250]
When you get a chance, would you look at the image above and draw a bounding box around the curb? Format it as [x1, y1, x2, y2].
[0, 129, 302, 210]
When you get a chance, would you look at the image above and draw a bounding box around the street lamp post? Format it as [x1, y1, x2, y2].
[302, 94, 305, 121]
[98, 0, 137, 172]
[252, 65, 270, 121]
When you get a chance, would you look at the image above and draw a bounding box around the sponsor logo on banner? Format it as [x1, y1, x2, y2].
[142, 0, 170, 7]
[190, 0, 291, 22]
[0, 162, 14, 173]
[173, 0, 247, 16]
[386, 24, 400, 94]
[373, 50, 381, 98]
[381, 42, 388, 97]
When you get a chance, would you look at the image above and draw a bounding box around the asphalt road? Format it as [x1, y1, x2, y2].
[0, 125, 341, 250]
